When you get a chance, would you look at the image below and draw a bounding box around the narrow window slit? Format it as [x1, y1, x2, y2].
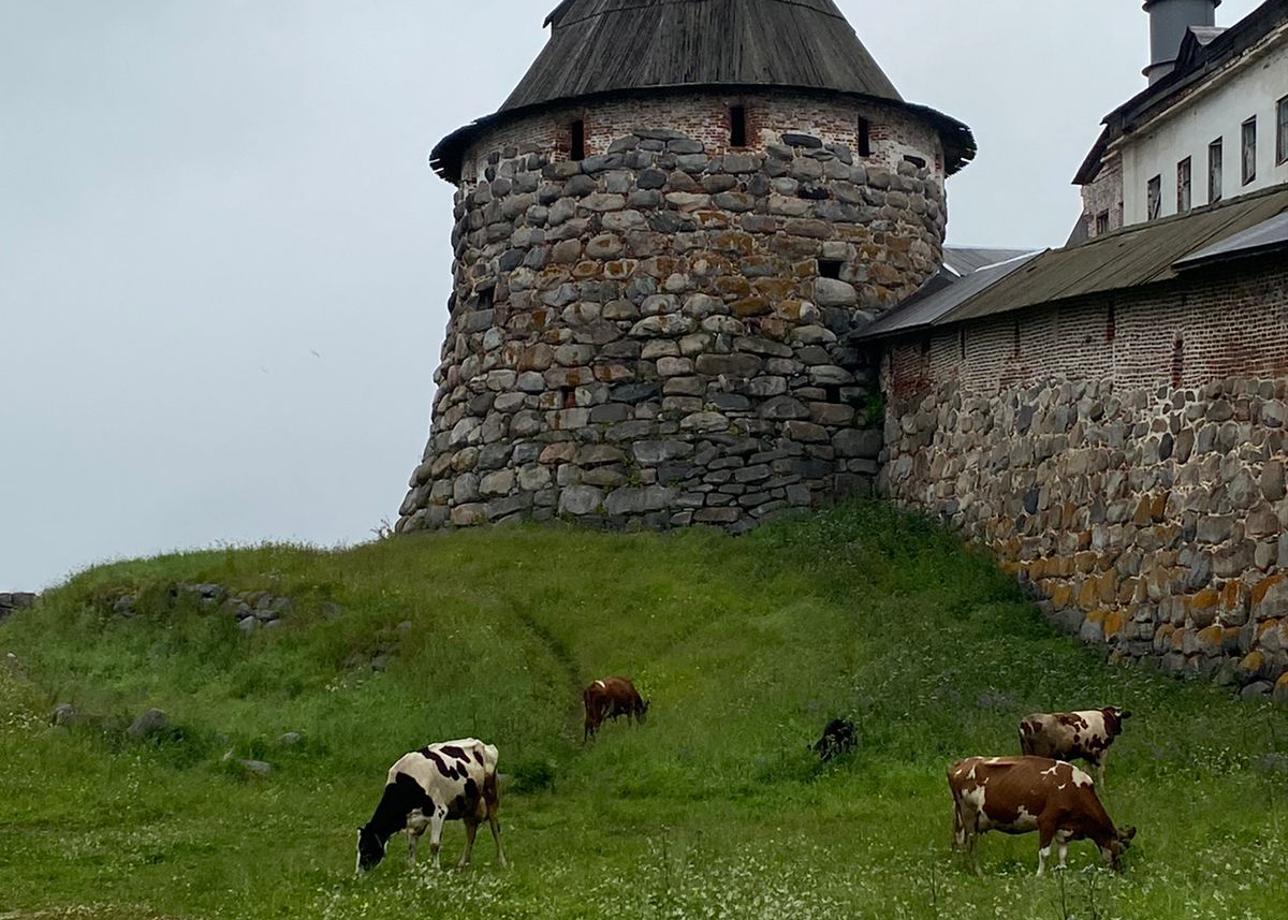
[729, 105, 747, 148]
[818, 259, 844, 281]
[857, 117, 872, 158]
[570, 120, 585, 162]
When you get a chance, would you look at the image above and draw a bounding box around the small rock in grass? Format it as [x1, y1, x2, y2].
[50, 703, 80, 727]
[238, 759, 274, 777]
[277, 732, 303, 748]
[128, 708, 170, 740]
[371, 654, 393, 672]
[1256, 753, 1288, 774]
[238, 617, 259, 636]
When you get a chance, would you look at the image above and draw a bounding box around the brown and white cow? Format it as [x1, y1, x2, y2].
[357, 738, 507, 873]
[1019, 707, 1131, 787]
[583, 677, 649, 741]
[948, 756, 1136, 876]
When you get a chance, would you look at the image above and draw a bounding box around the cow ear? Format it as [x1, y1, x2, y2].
[1120, 709, 1133, 719]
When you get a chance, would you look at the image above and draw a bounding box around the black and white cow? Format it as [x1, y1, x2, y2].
[356, 738, 506, 873]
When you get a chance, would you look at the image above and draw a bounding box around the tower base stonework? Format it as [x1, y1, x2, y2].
[398, 110, 947, 534]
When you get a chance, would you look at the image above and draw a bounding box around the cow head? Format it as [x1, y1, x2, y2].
[1104, 706, 1133, 735]
[356, 825, 387, 874]
[1102, 826, 1137, 870]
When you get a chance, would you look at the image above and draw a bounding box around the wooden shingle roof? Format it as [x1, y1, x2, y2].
[430, 0, 975, 183]
[505, 0, 902, 112]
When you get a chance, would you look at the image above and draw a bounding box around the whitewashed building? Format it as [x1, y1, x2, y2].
[1076, 0, 1288, 238]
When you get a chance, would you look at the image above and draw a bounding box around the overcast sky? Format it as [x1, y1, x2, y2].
[0, 0, 1264, 590]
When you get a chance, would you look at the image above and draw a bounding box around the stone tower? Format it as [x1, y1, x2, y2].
[396, 0, 974, 534]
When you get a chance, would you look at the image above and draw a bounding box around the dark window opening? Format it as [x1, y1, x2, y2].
[1146, 175, 1162, 221]
[729, 105, 747, 148]
[477, 286, 494, 310]
[1242, 117, 1257, 186]
[1106, 303, 1116, 342]
[560, 386, 577, 410]
[823, 384, 843, 404]
[1277, 95, 1288, 165]
[857, 117, 872, 158]
[1177, 156, 1192, 213]
[958, 327, 967, 360]
[1011, 319, 1021, 357]
[1209, 138, 1224, 204]
[904, 154, 927, 170]
[920, 335, 932, 356]
[818, 259, 844, 280]
[569, 120, 586, 161]
[1171, 336, 1185, 389]
[1095, 211, 1110, 236]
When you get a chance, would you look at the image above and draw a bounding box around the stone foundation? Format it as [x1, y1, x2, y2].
[885, 375, 1288, 703]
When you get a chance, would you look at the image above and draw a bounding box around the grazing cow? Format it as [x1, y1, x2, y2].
[811, 718, 858, 762]
[947, 756, 1136, 876]
[356, 738, 507, 873]
[1019, 707, 1131, 787]
[583, 677, 649, 741]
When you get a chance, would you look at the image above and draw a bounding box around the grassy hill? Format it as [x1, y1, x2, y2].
[1, 502, 1286, 919]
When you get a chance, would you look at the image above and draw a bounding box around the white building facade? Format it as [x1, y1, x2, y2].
[1077, 0, 1288, 238]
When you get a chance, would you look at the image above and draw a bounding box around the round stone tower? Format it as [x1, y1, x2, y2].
[397, 0, 974, 534]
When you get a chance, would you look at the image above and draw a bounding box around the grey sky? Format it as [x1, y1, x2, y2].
[0, 0, 1263, 590]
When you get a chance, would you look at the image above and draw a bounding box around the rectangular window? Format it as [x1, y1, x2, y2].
[857, 117, 872, 158]
[1278, 95, 1288, 165]
[1242, 117, 1257, 185]
[958, 327, 967, 359]
[729, 106, 747, 148]
[1106, 302, 1116, 343]
[1095, 211, 1110, 236]
[818, 259, 844, 280]
[1147, 175, 1162, 220]
[570, 120, 585, 161]
[1208, 138, 1223, 204]
[1177, 157, 1192, 213]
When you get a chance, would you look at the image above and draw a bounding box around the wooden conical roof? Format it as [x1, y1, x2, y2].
[431, 0, 974, 182]
[504, 0, 903, 111]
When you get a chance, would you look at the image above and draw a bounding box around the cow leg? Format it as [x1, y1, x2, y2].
[487, 805, 508, 868]
[457, 820, 478, 869]
[1036, 823, 1058, 878]
[1057, 836, 1070, 871]
[1094, 756, 1107, 790]
[407, 828, 420, 867]
[428, 812, 445, 870]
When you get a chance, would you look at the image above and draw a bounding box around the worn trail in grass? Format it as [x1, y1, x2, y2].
[1, 504, 1286, 919]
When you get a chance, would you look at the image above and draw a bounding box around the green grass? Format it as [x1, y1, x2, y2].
[1, 502, 1286, 919]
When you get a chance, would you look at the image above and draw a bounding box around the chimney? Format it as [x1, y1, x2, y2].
[1143, 0, 1220, 84]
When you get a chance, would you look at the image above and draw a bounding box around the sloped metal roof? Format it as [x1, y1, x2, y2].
[1174, 209, 1288, 268]
[858, 186, 1288, 340]
[859, 252, 1041, 340]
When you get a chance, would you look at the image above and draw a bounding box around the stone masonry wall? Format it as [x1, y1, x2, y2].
[882, 260, 1288, 702]
[398, 93, 947, 533]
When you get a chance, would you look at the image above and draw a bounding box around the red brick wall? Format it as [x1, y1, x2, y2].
[460, 89, 945, 190]
[885, 257, 1288, 397]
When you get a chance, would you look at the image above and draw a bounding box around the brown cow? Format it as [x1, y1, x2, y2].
[948, 756, 1136, 876]
[1019, 707, 1131, 787]
[583, 677, 649, 741]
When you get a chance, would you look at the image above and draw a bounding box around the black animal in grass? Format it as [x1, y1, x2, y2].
[356, 738, 507, 873]
[812, 718, 858, 762]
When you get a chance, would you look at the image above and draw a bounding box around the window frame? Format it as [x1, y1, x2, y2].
[1242, 116, 1257, 186]
[1095, 211, 1110, 236]
[1176, 156, 1192, 214]
[1277, 95, 1288, 166]
[857, 116, 872, 158]
[1208, 138, 1223, 204]
[1147, 174, 1162, 221]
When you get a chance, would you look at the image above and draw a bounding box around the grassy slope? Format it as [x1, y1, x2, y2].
[1, 503, 1286, 919]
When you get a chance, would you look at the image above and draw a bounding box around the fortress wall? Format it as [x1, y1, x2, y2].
[397, 95, 946, 533]
[882, 258, 1288, 700]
